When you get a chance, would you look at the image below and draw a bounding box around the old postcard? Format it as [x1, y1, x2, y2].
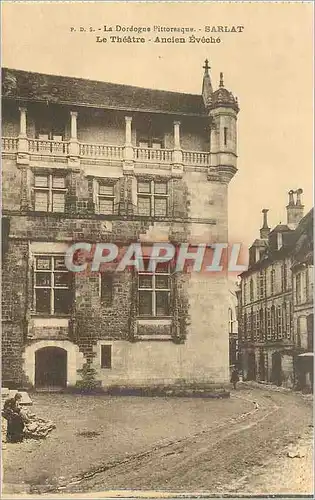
[1, 1, 314, 498]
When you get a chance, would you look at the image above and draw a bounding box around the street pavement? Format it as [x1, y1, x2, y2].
[2, 383, 313, 496]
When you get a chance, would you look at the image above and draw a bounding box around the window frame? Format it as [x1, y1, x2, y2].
[137, 138, 164, 149]
[270, 269, 275, 296]
[259, 270, 265, 299]
[276, 305, 283, 339]
[249, 278, 254, 302]
[33, 172, 67, 213]
[137, 259, 171, 318]
[267, 308, 272, 340]
[137, 179, 169, 217]
[33, 254, 72, 316]
[99, 273, 114, 307]
[295, 273, 302, 304]
[223, 127, 228, 146]
[97, 181, 116, 215]
[100, 344, 112, 369]
[281, 262, 287, 292]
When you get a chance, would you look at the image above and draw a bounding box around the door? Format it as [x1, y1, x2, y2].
[247, 352, 256, 380]
[35, 347, 67, 388]
[271, 351, 282, 386]
[259, 350, 266, 381]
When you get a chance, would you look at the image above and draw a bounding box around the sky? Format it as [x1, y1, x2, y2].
[2, 2, 314, 251]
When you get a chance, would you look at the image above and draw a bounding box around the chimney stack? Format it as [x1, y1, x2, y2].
[286, 189, 304, 229]
[260, 208, 270, 239]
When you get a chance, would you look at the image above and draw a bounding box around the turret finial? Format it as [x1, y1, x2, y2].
[219, 72, 224, 87]
[203, 59, 210, 74]
[202, 59, 213, 105]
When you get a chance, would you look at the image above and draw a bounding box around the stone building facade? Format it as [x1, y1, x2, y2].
[238, 191, 313, 389]
[228, 284, 239, 368]
[2, 62, 239, 390]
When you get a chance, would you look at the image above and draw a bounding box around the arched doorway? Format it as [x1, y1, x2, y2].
[35, 347, 67, 388]
[271, 351, 282, 386]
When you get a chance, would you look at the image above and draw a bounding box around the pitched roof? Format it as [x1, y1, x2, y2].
[290, 208, 313, 266]
[269, 224, 291, 233]
[250, 238, 268, 248]
[1, 67, 207, 117]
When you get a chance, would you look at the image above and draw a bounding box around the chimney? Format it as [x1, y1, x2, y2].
[260, 209, 270, 239]
[286, 189, 304, 229]
[202, 59, 213, 106]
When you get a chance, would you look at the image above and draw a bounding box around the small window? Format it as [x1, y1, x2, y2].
[101, 345, 112, 369]
[34, 255, 72, 315]
[138, 259, 170, 317]
[97, 182, 115, 215]
[100, 273, 114, 306]
[295, 273, 302, 304]
[36, 123, 64, 142]
[138, 139, 163, 149]
[137, 179, 168, 217]
[34, 173, 67, 213]
[224, 127, 228, 146]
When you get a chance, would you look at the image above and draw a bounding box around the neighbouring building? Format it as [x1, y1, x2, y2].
[228, 283, 239, 368]
[1, 61, 240, 390]
[290, 208, 314, 390]
[238, 190, 313, 389]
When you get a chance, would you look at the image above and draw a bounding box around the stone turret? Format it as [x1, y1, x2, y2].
[204, 64, 239, 184]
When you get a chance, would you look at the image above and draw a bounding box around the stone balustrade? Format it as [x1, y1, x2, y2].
[134, 147, 173, 163]
[182, 150, 210, 165]
[2, 137, 19, 152]
[28, 139, 69, 155]
[79, 143, 124, 159]
[2, 137, 211, 166]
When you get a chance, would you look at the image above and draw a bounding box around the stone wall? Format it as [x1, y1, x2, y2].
[2, 106, 231, 388]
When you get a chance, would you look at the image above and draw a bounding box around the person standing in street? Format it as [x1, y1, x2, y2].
[2, 392, 25, 443]
[230, 367, 240, 390]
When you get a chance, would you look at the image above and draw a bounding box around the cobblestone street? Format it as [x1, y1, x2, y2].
[2, 384, 313, 496]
